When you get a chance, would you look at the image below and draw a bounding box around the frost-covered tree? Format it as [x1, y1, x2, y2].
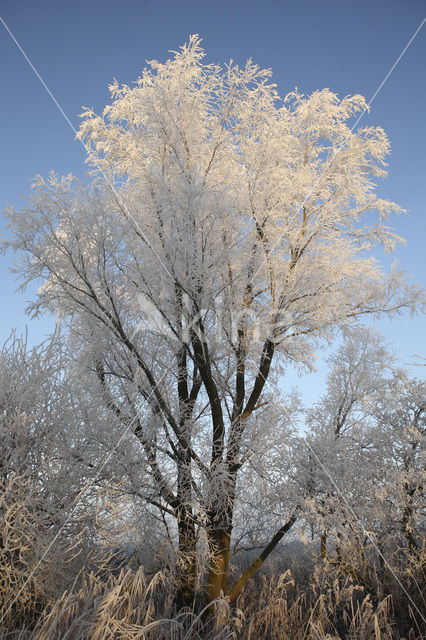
[302, 329, 396, 571]
[0, 332, 98, 627]
[3, 36, 422, 605]
[371, 371, 425, 563]
[303, 329, 425, 608]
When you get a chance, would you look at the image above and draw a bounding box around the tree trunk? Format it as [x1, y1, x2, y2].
[320, 531, 327, 558]
[176, 511, 197, 607]
[175, 446, 197, 607]
[206, 529, 231, 605]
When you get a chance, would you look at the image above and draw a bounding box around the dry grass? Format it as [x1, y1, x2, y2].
[0, 474, 69, 632]
[0, 473, 423, 640]
[1, 567, 241, 640]
[1, 556, 424, 640]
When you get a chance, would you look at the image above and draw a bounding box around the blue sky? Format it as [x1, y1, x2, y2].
[1, 0, 425, 403]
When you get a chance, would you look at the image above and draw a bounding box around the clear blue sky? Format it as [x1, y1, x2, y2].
[1, 0, 425, 403]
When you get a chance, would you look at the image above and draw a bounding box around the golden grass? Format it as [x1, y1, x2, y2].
[1, 557, 423, 640]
